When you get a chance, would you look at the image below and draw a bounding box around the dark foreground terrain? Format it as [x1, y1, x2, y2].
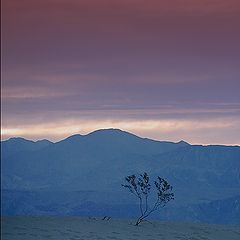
[2, 216, 240, 240]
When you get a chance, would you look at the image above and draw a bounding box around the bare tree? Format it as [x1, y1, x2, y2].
[122, 172, 174, 226]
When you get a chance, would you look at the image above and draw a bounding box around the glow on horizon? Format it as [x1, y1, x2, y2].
[2, 118, 240, 146]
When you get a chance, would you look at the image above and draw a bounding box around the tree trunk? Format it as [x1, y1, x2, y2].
[135, 217, 143, 226]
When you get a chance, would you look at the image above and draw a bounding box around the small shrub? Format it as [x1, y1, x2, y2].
[122, 172, 174, 226]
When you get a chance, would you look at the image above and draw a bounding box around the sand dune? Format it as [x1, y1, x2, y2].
[2, 216, 240, 240]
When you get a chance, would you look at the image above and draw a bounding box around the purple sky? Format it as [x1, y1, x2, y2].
[2, 0, 240, 144]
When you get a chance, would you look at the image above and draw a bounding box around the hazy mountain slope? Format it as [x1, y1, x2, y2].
[1, 137, 53, 159]
[2, 129, 189, 191]
[156, 195, 240, 224]
[2, 189, 240, 224]
[148, 145, 240, 203]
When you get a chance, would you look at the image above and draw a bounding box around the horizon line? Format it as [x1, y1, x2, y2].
[1, 128, 240, 147]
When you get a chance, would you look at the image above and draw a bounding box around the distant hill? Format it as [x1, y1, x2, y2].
[1, 129, 240, 223]
[1, 137, 53, 158]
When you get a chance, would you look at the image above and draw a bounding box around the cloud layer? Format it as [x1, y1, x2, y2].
[2, 0, 240, 144]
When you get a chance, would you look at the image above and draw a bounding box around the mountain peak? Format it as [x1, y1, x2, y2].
[4, 137, 35, 144]
[177, 140, 189, 146]
[88, 128, 127, 134]
[86, 128, 140, 138]
[61, 134, 83, 143]
[3, 137, 53, 145]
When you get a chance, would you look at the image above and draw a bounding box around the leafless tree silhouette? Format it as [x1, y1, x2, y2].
[122, 172, 174, 226]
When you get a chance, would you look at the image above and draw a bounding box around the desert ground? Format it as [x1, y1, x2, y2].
[2, 216, 240, 240]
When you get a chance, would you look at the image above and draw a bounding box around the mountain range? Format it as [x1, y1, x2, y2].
[1, 129, 240, 223]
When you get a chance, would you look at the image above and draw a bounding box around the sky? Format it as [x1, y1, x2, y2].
[2, 0, 240, 145]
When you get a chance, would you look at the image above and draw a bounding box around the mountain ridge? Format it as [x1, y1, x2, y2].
[2, 128, 239, 147]
[2, 128, 190, 145]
